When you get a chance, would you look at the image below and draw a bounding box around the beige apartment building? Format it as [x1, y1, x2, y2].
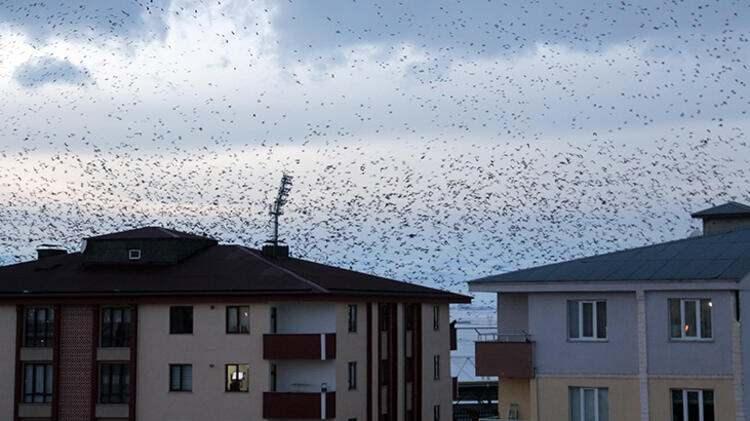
[0, 227, 469, 421]
[470, 201, 750, 421]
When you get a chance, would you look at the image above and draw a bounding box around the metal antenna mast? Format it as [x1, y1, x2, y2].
[268, 173, 293, 246]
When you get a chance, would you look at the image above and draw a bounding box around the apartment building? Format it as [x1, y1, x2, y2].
[469, 201, 750, 421]
[0, 226, 469, 421]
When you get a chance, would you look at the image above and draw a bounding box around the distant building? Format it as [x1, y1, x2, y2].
[469, 201, 750, 421]
[0, 227, 469, 421]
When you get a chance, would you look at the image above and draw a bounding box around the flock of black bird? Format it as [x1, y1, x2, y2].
[0, 0, 749, 298]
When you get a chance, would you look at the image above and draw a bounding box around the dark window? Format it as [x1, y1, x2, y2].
[226, 306, 249, 334]
[567, 300, 607, 340]
[169, 364, 192, 392]
[348, 361, 357, 390]
[348, 304, 358, 333]
[99, 363, 129, 404]
[270, 364, 277, 392]
[433, 355, 440, 380]
[433, 405, 440, 421]
[170, 306, 193, 334]
[24, 307, 54, 347]
[101, 307, 132, 347]
[270, 307, 277, 334]
[23, 363, 53, 403]
[433, 305, 440, 331]
[225, 364, 249, 392]
[672, 389, 714, 421]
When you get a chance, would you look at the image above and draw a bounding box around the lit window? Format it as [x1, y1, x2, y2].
[570, 387, 608, 421]
[128, 249, 141, 260]
[225, 364, 249, 392]
[568, 300, 607, 340]
[670, 299, 712, 340]
[672, 389, 714, 421]
[226, 306, 250, 334]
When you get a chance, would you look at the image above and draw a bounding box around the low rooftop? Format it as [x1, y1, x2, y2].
[0, 227, 469, 303]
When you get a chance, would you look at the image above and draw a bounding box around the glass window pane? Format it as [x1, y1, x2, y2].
[239, 307, 249, 333]
[672, 390, 684, 421]
[34, 365, 45, 403]
[582, 303, 594, 338]
[570, 388, 581, 421]
[686, 391, 700, 421]
[568, 301, 580, 338]
[700, 300, 712, 338]
[670, 300, 682, 338]
[596, 302, 607, 339]
[685, 301, 697, 337]
[226, 365, 236, 391]
[24, 365, 33, 395]
[227, 307, 238, 333]
[583, 388, 595, 421]
[703, 390, 714, 421]
[45, 365, 53, 396]
[598, 389, 609, 421]
[170, 365, 180, 390]
[183, 366, 192, 391]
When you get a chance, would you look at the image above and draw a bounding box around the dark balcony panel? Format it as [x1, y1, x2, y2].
[475, 341, 533, 378]
[263, 334, 336, 360]
[263, 392, 336, 419]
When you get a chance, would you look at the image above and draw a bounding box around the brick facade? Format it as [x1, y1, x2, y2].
[58, 306, 95, 421]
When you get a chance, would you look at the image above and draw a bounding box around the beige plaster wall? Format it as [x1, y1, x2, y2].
[335, 301, 368, 420]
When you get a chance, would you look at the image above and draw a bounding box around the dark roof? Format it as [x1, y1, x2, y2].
[0, 229, 468, 302]
[87, 226, 215, 241]
[691, 201, 750, 219]
[470, 227, 750, 284]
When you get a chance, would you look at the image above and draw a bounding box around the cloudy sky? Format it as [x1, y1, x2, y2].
[0, 0, 749, 297]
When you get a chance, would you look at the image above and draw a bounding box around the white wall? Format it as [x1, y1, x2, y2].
[275, 360, 336, 393]
[273, 302, 336, 334]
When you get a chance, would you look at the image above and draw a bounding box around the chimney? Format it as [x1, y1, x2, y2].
[691, 201, 750, 235]
[37, 244, 67, 260]
[262, 243, 290, 259]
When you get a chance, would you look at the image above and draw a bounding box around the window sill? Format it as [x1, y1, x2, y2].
[225, 332, 250, 335]
[225, 390, 250, 393]
[568, 338, 609, 343]
[669, 337, 714, 343]
[168, 390, 193, 393]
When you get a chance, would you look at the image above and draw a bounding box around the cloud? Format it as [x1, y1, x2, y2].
[13, 57, 91, 88]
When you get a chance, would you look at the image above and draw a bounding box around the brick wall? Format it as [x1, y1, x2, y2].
[58, 305, 95, 421]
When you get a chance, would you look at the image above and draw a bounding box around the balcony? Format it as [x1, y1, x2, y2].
[263, 334, 336, 360]
[263, 392, 336, 419]
[475, 331, 534, 378]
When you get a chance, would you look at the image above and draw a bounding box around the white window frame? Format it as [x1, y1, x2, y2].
[570, 387, 607, 421]
[673, 389, 711, 421]
[128, 249, 142, 261]
[674, 299, 712, 341]
[571, 300, 607, 341]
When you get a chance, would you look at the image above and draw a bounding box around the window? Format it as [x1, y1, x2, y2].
[226, 306, 249, 334]
[348, 304, 358, 333]
[670, 299, 712, 340]
[270, 307, 277, 334]
[433, 405, 440, 421]
[570, 387, 608, 421]
[433, 355, 440, 380]
[225, 364, 249, 392]
[568, 300, 607, 340]
[24, 307, 54, 347]
[348, 361, 357, 390]
[99, 363, 129, 404]
[672, 389, 714, 421]
[23, 363, 53, 403]
[128, 249, 141, 260]
[101, 307, 132, 347]
[169, 364, 192, 392]
[433, 305, 440, 330]
[170, 306, 193, 334]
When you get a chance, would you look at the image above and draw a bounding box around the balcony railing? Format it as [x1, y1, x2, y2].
[475, 330, 534, 378]
[263, 334, 336, 360]
[263, 391, 336, 419]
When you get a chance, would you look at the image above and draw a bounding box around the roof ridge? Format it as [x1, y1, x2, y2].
[237, 246, 329, 293]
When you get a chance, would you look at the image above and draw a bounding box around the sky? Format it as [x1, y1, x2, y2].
[0, 0, 749, 300]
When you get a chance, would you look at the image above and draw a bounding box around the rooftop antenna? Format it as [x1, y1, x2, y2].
[263, 173, 293, 257]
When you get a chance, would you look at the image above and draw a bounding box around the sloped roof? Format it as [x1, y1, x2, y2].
[691, 201, 750, 219]
[0, 229, 468, 302]
[87, 226, 215, 241]
[469, 227, 750, 284]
